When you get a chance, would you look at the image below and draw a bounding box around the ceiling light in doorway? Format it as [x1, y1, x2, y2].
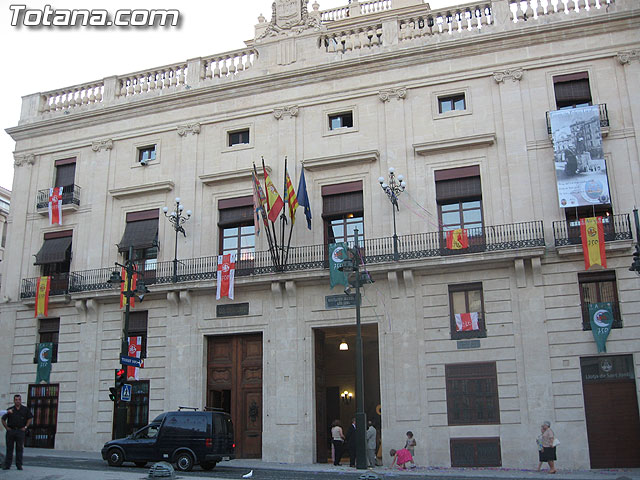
[339, 339, 349, 351]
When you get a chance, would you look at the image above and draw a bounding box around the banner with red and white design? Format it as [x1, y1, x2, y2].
[48, 187, 63, 225]
[216, 253, 236, 300]
[127, 336, 143, 380]
[455, 312, 480, 332]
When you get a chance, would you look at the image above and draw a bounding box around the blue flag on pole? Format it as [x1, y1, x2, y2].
[297, 165, 312, 230]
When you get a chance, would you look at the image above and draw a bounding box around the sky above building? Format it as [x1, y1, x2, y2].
[0, 0, 456, 191]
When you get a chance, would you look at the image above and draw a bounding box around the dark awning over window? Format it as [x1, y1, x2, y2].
[34, 237, 72, 265]
[118, 219, 158, 253]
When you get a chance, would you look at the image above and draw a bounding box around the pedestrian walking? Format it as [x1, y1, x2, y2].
[330, 419, 345, 466]
[536, 421, 558, 474]
[366, 420, 377, 467]
[2, 394, 33, 470]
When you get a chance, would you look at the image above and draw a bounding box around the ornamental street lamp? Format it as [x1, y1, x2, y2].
[378, 167, 407, 260]
[163, 198, 192, 283]
[339, 228, 368, 470]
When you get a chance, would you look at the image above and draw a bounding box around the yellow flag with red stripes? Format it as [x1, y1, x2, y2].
[284, 168, 298, 226]
[580, 217, 606, 270]
[35, 276, 51, 317]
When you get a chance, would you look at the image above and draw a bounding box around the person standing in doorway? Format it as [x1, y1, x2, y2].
[537, 421, 557, 474]
[2, 394, 33, 470]
[366, 420, 377, 467]
[345, 418, 357, 467]
[330, 420, 345, 466]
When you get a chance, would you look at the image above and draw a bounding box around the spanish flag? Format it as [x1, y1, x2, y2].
[446, 228, 469, 250]
[35, 276, 51, 317]
[580, 216, 606, 270]
[263, 165, 284, 223]
[120, 265, 137, 309]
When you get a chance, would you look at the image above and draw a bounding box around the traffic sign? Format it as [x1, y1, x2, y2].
[121, 384, 132, 402]
[120, 355, 143, 368]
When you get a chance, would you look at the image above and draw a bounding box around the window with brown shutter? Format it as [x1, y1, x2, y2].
[128, 311, 148, 358]
[553, 72, 592, 109]
[218, 196, 255, 260]
[54, 158, 76, 190]
[435, 167, 483, 233]
[445, 362, 500, 425]
[578, 271, 622, 330]
[36, 318, 60, 363]
[322, 181, 364, 245]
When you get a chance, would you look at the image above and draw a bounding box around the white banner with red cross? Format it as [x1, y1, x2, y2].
[216, 253, 236, 300]
[126, 336, 143, 380]
[455, 312, 480, 332]
[48, 187, 63, 225]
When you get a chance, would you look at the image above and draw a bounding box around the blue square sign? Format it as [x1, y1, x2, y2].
[121, 383, 132, 402]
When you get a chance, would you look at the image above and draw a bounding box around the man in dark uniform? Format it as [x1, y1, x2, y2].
[345, 417, 357, 467]
[2, 394, 33, 470]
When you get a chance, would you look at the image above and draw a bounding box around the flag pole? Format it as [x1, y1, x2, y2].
[261, 156, 281, 264]
[280, 156, 289, 266]
[253, 162, 279, 269]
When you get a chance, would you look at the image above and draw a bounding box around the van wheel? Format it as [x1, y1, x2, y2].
[134, 462, 147, 468]
[201, 461, 216, 470]
[175, 452, 194, 472]
[107, 448, 124, 467]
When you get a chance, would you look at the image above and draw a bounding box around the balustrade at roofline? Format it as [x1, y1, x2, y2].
[20, 220, 547, 299]
[20, 0, 632, 122]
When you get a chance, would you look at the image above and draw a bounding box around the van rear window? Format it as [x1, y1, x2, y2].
[163, 414, 208, 435]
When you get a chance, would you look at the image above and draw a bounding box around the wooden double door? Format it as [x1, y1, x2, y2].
[207, 334, 262, 458]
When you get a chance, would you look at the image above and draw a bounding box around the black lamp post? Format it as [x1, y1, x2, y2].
[340, 228, 368, 469]
[378, 167, 406, 260]
[162, 197, 191, 283]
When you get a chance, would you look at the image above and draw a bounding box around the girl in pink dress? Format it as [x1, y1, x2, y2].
[390, 448, 416, 470]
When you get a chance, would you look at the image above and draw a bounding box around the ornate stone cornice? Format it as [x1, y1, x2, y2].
[273, 105, 299, 119]
[617, 50, 639, 65]
[177, 123, 201, 136]
[13, 153, 35, 167]
[378, 87, 407, 102]
[493, 68, 524, 83]
[91, 139, 113, 152]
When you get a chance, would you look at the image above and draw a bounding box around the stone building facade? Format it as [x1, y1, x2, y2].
[1, 0, 639, 470]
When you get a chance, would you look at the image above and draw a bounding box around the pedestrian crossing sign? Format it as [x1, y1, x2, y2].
[121, 383, 132, 402]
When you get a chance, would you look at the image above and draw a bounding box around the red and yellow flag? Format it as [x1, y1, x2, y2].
[580, 216, 606, 270]
[35, 276, 51, 317]
[263, 165, 284, 223]
[446, 228, 469, 250]
[119, 265, 137, 309]
[284, 168, 298, 226]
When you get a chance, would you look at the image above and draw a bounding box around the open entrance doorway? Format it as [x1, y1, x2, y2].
[314, 324, 381, 464]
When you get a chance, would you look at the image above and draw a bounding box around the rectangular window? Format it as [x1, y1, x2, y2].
[449, 283, 486, 339]
[579, 271, 622, 330]
[322, 181, 364, 245]
[54, 158, 76, 191]
[1, 220, 6, 248]
[228, 129, 250, 147]
[128, 311, 148, 359]
[439, 94, 466, 114]
[35, 230, 73, 294]
[35, 318, 60, 363]
[218, 196, 255, 262]
[450, 438, 501, 467]
[138, 145, 156, 164]
[445, 362, 500, 425]
[554, 72, 592, 109]
[119, 210, 159, 282]
[328, 111, 354, 130]
[436, 166, 483, 234]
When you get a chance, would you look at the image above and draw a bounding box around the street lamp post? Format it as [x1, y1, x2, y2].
[163, 197, 192, 283]
[379, 167, 407, 260]
[341, 228, 368, 469]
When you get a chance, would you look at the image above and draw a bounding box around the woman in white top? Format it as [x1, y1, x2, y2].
[330, 420, 345, 466]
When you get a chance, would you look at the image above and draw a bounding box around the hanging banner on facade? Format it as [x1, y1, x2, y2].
[48, 187, 63, 225]
[446, 228, 469, 250]
[35, 276, 51, 317]
[549, 106, 610, 208]
[119, 265, 137, 309]
[329, 242, 349, 289]
[455, 312, 479, 331]
[580, 216, 606, 270]
[36, 342, 53, 384]
[126, 336, 143, 380]
[216, 253, 236, 300]
[588, 302, 614, 353]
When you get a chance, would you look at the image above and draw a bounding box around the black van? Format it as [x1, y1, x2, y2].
[101, 409, 235, 471]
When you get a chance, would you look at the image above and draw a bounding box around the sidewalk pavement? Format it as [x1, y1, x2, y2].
[0, 448, 637, 480]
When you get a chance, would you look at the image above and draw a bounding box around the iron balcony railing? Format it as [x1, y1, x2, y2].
[552, 213, 632, 247]
[546, 104, 609, 135]
[20, 220, 545, 298]
[36, 184, 81, 210]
